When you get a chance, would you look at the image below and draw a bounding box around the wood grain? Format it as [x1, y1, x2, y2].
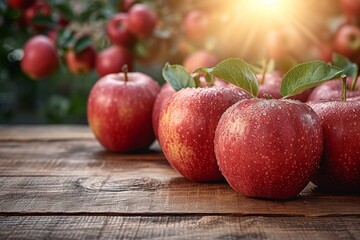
[0, 125, 94, 141]
[0, 215, 359, 240]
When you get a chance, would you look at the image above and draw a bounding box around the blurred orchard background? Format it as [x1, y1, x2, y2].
[0, 0, 357, 124]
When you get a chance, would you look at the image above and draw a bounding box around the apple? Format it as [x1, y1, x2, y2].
[87, 68, 160, 152]
[152, 83, 175, 139]
[183, 50, 218, 73]
[265, 29, 293, 59]
[215, 99, 323, 199]
[65, 46, 97, 75]
[21, 35, 60, 79]
[126, 3, 157, 39]
[120, 0, 136, 12]
[96, 46, 133, 77]
[183, 10, 209, 41]
[340, 0, 360, 17]
[23, 1, 51, 32]
[158, 86, 251, 182]
[334, 25, 360, 58]
[7, 0, 35, 9]
[308, 78, 360, 101]
[308, 99, 360, 193]
[106, 13, 135, 47]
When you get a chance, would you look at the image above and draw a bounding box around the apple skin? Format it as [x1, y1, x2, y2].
[152, 83, 175, 140]
[23, 1, 51, 31]
[334, 25, 360, 58]
[21, 35, 60, 79]
[106, 13, 135, 47]
[96, 46, 133, 77]
[7, 0, 35, 9]
[65, 46, 97, 75]
[308, 100, 360, 193]
[158, 86, 251, 182]
[183, 50, 218, 73]
[120, 0, 136, 12]
[340, 0, 360, 16]
[126, 4, 157, 39]
[183, 10, 209, 41]
[308, 79, 360, 102]
[215, 99, 323, 199]
[87, 72, 160, 152]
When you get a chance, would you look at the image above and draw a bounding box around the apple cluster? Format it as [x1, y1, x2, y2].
[88, 58, 359, 200]
[12, 0, 158, 80]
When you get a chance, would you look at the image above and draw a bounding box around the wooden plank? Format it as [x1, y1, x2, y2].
[0, 125, 94, 141]
[0, 141, 166, 176]
[0, 175, 359, 217]
[0, 215, 359, 240]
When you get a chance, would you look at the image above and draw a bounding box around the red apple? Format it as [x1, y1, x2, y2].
[87, 71, 160, 152]
[7, 0, 35, 9]
[120, 0, 136, 12]
[106, 13, 135, 47]
[183, 50, 218, 73]
[334, 25, 360, 58]
[308, 78, 360, 101]
[308, 100, 360, 193]
[96, 46, 133, 77]
[183, 10, 209, 41]
[158, 86, 251, 182]
[152, 83, 175, 139]
[21, 35, 60, 79]
[340, 0, 360, 17]
[215, 99, 323, 199]
[23, 1, 51, 31]
[65, 46, 97, 75]
[126, 4, 157, 39]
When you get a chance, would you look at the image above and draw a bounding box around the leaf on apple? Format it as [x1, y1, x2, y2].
[281, 60, 344, 98]
[194, 58, 259, 97]
[332, 53, 358, 79]
[162, 63, 197, 91]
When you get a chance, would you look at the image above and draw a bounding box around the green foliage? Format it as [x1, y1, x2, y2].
[162, 63, 196, 91]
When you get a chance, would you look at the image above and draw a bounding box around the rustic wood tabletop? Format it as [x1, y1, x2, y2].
[0, 125, 359, 239]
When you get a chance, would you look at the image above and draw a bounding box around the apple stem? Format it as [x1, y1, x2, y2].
[122, 65, 128, 83]
[342, 74, 347, 102]
[260, 59, 269, 85]
[263, 93, 273, 99]
[351, 69, 359, 91]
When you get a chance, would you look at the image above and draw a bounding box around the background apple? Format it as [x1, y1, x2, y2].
[308, 78, 360, 101]
[340, 0, 360, 17]
[23, 1, 51, 32]
[183, 10, 209, 42]
[7, 0, 35, 9]
[87, 71, 160, 152]
[106, 13, 134, 47]
[65, 46, 97, 75]
[183, 50, 218, 73]
[96, 46, 133, 77]
[334, 25, 360, 58]
[21, 35, 59, 79]
[215, 99, 323, 199]
[126, 3, 157, 39]
[158, 86, 251, 182]
[309, 100, 360, 193]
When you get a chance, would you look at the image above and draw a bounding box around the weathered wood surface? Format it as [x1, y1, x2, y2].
[1, 216, 359, 240]
[0, 125, 359, 239]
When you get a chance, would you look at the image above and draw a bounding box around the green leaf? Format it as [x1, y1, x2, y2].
[57, 29, 76, 49]
[53, 2, 74, 20]
[31, 15, 56, 28]
[281, 60, 344, 98]
[162, 63, 196, 91]
[74, 36, 92, 53]
[332, 53, 358, 78]
[195, 58, 259, 97]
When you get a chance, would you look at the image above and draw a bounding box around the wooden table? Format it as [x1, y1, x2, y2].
[0, 125, 359, 239]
